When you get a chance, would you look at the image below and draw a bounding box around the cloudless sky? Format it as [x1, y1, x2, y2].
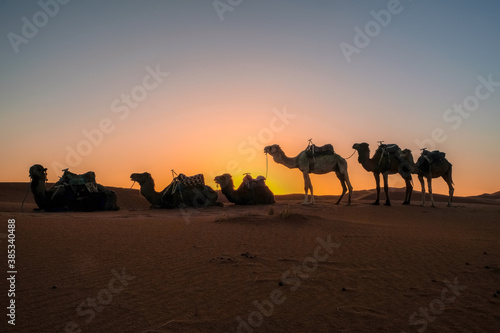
[1, 0, 500, 196]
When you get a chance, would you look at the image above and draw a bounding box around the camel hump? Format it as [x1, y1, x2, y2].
[422, 150, 446, 164]
[243, 174, 267, 188]
[306, 143, 335, 157]
[378, 143, 400, 155]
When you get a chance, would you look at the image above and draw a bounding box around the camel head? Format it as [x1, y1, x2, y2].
[352, 142, 369, 152]
[130, 172, 152, 185]
[214, 174, 233, 188]
[263, 144, 281, 156]
[29, 164, 48, 181]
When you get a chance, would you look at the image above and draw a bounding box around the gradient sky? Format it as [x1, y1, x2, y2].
[1, 0, 499, 196]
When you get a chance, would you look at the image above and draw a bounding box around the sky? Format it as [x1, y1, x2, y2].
[1, 0, 499, 197]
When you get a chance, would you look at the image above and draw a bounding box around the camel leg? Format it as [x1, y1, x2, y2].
[309, 174, 315, 204]
[403, 177, 413, 205]
[419, 175, 425, 206]
[443, 173, 454, 208]
[335, 171, 346, 205]
[383, 173, 391, 206]
[408, 177, 413, 204]
[337, 172, 352, 206]
[344, 172, 353, 206]
[447, 181, 454, 207]
[373, 173, 381, 205]
[302, 172, 313, 205]
[302, 172, 309, 204]
[427, 177, 436, 208]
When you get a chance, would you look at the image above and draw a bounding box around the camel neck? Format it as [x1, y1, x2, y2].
[357, 148, 377, 172]
[220, 179, 235, 193]
[220, 179, 241, 204]
[30, 177, 47, 207]
[273, 150, 299, 169]
[140, 179, 162, 206]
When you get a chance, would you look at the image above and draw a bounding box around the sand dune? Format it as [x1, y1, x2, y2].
[3, 182, 497, 212]
[1, 183, 499, 332]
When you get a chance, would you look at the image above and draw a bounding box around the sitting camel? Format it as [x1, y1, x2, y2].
[130, 172, 222, 209]
[398, 148, 454, 207]
[214, 173, 275, 205]
[29, 164, 119, 211]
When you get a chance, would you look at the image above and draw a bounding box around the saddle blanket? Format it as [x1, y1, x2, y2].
[55, 169, 98, 193]
[176, 173, 205, 187]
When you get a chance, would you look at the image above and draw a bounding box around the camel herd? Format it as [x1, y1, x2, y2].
[28, 141, 453, 212]
[264, 141, 453, 208]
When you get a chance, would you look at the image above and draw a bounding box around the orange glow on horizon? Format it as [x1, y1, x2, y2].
[8, 130, 497, 198]
[2, 91, 498, 198]
[2, 1, 500, 205]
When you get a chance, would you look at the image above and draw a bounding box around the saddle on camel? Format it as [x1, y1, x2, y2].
[305, 138, 335, 171]
[54, 168, 99, 196]
[28, 165, 119, 211]
[163, 171, 221, 208]
[420, 148, 446, 165]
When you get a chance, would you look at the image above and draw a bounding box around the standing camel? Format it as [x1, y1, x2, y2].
[398, 149, 454, 207]
[263, 143, 352, 205]
[352, 142, 413, 206]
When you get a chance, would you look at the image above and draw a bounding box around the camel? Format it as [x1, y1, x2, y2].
[398, 149, 454, 207]
[263, 143, 352, 205]
[352, 142, 413, 206]
[130, 172, 222, 209]
[29, 164, 119, 211]
[214, 173, 275, 205]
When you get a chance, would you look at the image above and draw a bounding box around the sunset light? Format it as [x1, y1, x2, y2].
[1, 0, 500, 197]
[2, 2, 500, 333]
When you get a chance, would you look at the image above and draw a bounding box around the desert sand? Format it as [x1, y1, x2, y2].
[1, 183, 499, 333]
